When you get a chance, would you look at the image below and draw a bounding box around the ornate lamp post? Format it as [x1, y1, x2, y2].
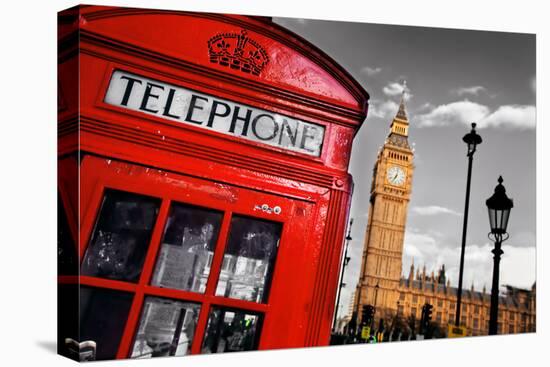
[332, 218, 353, 331]
[455, 123, 483, 326]
[486, 176, 513, 335]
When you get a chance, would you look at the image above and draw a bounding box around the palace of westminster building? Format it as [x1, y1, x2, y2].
[350, 93, 536, 336]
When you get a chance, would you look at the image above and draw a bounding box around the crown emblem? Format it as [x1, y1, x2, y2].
[208, 30, 269, 76]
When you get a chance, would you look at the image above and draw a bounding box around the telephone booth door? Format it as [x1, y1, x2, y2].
[75, 155, 315, 360]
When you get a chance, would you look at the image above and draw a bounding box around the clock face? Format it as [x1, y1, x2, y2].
[387, 166, 406, 186]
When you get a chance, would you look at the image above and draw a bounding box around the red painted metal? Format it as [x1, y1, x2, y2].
[58, 4, 369, 359]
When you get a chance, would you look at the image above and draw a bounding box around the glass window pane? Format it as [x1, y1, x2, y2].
[488, 208, 496, 231]
[201, 307, 262, 354]
[58, 192, 78, 275]
[502, 209, 510, 232]
[79, 287, 134, 361]
[216, 216, 281, 303]
[81, 190, 160, 283]
[151, 203, 223, 293]
[131, 297, 200, 358]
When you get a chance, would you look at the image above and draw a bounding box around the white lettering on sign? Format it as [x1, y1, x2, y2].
[104, 70, 325, 156]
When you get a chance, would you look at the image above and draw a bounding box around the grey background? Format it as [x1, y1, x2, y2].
[274, 17, 536, 319]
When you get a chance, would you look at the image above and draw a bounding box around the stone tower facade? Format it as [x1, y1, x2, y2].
[355, 92, 414, 323]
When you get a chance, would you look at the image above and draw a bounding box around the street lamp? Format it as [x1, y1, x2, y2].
[332, 218, 353, 332]
[374, 282, 380, 307]
[486, 176, 513, 335]
[455, 122, 482, 327]
[371, 282, 380, 329]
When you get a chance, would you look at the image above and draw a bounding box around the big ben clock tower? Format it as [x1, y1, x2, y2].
[355, 90, 414, 322]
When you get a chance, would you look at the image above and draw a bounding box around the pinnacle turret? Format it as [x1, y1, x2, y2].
[388, 82, 410, 140]
[395, 89, 408, 120]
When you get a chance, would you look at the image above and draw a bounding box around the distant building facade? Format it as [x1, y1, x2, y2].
[396, 264, 536, 336]
[353, 92, 536, 336]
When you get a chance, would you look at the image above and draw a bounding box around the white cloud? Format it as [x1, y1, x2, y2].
[455, 243, 535, 290]
[383, 83, 402, 96]
[500, 245, 536, 288]
[402, 230, 535, 290]
[481, 104, 536, 130]
[416, 100, 489, 128]
[369, 99, 399, 119]
[361, 66, 382, 76]
[453, 85, 487, 96]
[403, 232, 437, 261]
[416, 100, 535, 130]
[412, 205, 461, 216]
[382, 82, 413, 101]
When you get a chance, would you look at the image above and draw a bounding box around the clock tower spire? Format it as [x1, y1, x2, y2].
[355, 84, 414, 324]
[390, 87, 409, 137]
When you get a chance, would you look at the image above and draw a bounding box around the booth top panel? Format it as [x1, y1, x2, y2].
[59, 6, 369, 124]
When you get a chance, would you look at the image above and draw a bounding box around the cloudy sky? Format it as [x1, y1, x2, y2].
[274, 17, 536, 318]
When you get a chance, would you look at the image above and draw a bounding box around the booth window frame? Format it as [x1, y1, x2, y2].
[58, 155, 298, 358]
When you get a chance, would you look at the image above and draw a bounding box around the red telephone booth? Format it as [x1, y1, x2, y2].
[58, 5, 369, 361]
